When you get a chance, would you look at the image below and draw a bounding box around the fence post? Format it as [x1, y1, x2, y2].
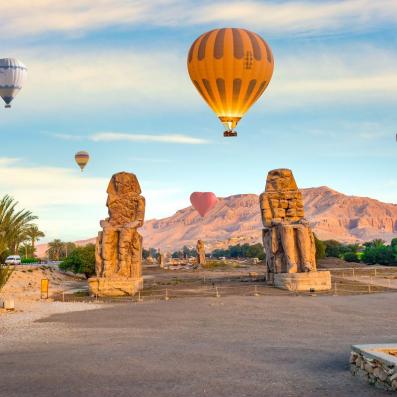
[334, 281, 337, 296]
[374, 268, 377, 277]
[215, 286, 220, 298]
[62, 290, 65, 302]
[165, 288, 170, 301]
[254, 285, 259, 297]
[368, 284, 371, 294]
[352, 268, 355, 278]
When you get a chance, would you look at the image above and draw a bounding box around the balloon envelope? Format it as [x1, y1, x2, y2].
[75, 151, 90, 171]
[190, 192, 218, 217]
[187, 28, 274, 136]
[0, 58, 27, 108]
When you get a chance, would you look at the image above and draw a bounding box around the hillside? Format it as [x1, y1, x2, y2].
[36, 186, 397, 255]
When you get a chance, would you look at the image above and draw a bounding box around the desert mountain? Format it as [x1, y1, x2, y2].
[140, 186, 397, 252]
[36, 186, 397, 256]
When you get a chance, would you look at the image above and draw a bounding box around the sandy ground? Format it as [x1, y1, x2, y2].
[1, 293, 396, 397]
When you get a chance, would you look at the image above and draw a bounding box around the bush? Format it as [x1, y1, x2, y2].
[314, 235, 326, 260]
[59, 244, 96, 278]
[343, 252, 359, 262]
[21, 257, 40, 264]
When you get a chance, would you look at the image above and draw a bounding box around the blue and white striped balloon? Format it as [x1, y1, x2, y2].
[0, 58, 27, 108]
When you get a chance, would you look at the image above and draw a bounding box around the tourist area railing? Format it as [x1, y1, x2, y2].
[53, 266, 397, 303]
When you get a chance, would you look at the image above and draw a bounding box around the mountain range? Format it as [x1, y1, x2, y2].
[36, 186, 397, 256]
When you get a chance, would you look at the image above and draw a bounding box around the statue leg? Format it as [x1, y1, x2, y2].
[95, 231, 103, 277]
[296, 225, 316, 272]
[130, 231, 142, 279]
[118, 228, 132, 278]
[279, 224, 298, 273]
[101, 227, 117, 277]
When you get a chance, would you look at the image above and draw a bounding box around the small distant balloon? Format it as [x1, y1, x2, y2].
[0, 58, 27, 108]
[75, 151, 90, 172]
[190, 192, 218, 217]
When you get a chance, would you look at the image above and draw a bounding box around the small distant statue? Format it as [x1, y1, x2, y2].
[90, 172, 145, 296]
[157, 249, 165, 268]
[259, 169, 316, 281]
[196, 240, 206, 265]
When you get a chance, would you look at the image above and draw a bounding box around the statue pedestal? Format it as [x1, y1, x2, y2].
[88, 277, 143, 297]
[274, 271, 331, 292]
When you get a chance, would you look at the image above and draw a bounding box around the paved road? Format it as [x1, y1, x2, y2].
[1, 293, 396, 396]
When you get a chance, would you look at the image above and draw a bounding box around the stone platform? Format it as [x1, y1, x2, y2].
[88, 277, 143, 297]
[274, 271, 331, 292]
[351, 344, 397, 391]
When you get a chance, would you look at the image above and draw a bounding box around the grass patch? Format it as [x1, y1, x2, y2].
[202, 260, 230, 269]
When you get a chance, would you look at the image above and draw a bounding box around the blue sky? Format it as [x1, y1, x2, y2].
[0, 0, 397, 242]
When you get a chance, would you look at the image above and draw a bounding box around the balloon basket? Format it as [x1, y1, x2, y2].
[223, 130, 237, 137]
[5, 104, 11, 108]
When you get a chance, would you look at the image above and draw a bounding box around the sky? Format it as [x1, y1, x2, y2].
[0, 0, 397, 242]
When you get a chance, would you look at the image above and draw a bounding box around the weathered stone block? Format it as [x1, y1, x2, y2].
[89, 277, 143, 297]
[274, 271, 331, 292]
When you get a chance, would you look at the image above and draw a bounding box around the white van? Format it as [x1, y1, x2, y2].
[5, 255, 21, 265]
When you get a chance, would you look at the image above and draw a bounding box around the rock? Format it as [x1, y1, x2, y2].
[374, 366, 388, 382]
[196, 240, 206, 265]
[350, 352, 358, 364]
[2, 299, 15, 310]
[89, 172, 145, 297]
[392, 379, 397, 390]
[364, 362, 374, 374]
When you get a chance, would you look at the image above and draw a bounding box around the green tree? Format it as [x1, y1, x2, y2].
[246, 243, 265, 260]
[314, 235, 326, 260]
[0, 195, 37, 262]
[25, 225, 45, 257]
[60, 244, 96, 278]
[343, 252, 359, 262]
[47, 239, 65, 261]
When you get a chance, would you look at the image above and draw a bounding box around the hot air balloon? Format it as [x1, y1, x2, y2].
[187, 28, 274, 137]
[75, 151, 90, 172]
[0, 58, 27, 108]
[190, 192, 218, 217]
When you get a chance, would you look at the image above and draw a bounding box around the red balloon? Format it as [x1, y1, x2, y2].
[190, 192, 218, 217]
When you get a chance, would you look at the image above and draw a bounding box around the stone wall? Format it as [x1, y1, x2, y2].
[350, 345, 397, 392]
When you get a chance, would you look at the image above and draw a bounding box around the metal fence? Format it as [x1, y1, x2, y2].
[53, 268, 397, 304]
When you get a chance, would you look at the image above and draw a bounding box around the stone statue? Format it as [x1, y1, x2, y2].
[259, 169, 330, 291]
[89, 172, 145, 296]
[196, 240, 206, 265]
[157, 249, 165, 268]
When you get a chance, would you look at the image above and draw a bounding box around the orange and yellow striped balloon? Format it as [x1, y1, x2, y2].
[75, 151, 90, 172]
[187, 28, 274, 137]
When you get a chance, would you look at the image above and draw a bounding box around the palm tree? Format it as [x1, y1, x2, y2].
[47, 239, 65, 261]
[0, 195, 37, 260]
[26, 225, 45, 257]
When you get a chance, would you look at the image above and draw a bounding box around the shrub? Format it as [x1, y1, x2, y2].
[21, 257, 40, 264]
[343, 252, 359, 262]
[59, 244, 96, 278]
[314, 235, 326, 260]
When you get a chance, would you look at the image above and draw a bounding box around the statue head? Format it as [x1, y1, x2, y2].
[265, 168, 298, 192]
[107, 172, 141, 196]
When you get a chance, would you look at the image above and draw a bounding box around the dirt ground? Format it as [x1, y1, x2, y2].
[1, 294, 396, 397]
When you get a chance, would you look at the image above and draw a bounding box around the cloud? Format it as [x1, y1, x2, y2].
[0, 158, 190, 241]
[51, 133, 84, 141]
[8, 46, 194, 113]
[1, 0, 396, 38]
[90, 132, 209, 144]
